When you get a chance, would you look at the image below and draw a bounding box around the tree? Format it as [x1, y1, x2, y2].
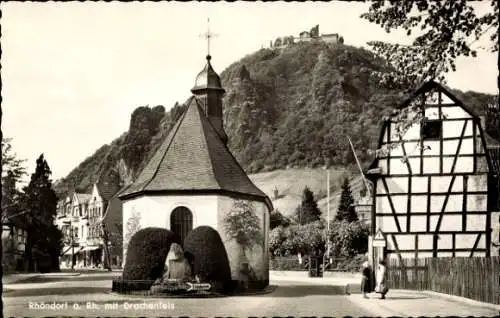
[270, 209, 291, 229]
[2, 137, 27, 181]
[2, 170, 23, 221]
[361, 1, 500, 141]
[361, 1, 498, 90]
[295, 187, 322, 225]
[336, 178, 358, 222]
[22, 154, 59, 271]
[328, 220, 369, 258]
[2, 138, 27, 221]
[223, 200, 262, 272]
[223, 200, 262, 248]
[274, 37, 282, 47]
[270, 221, 326, 256]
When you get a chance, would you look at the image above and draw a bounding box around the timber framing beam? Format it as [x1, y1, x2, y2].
[382, 178, 402, 232]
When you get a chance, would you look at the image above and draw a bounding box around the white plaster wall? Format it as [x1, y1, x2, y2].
[389, 158, 408, 174]
[121, 193, 270, 283]
[121, 194, 219, 264]
[392, 234, 415, 250]
[442, 107, 470, 120]
[411, 177, 428, 193]
[468, 175, 488, 192]
[386, 177, 408, 193]
[217, 196, 269, 282]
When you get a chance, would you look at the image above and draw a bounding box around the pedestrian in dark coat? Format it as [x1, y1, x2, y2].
[360, 260, 373, 298]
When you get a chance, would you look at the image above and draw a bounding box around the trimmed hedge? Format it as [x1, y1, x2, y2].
[122, 227, 180, 282]
[183, 226, 232, 292]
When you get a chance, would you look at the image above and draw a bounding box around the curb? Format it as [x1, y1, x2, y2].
[40, 272, 82, 277]
[3, 274, 40, 284]
[106, 285, 277, 299]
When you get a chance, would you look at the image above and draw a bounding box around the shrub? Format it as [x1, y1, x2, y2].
[122, 227, 180, 282]
[270, 210, 291, 229]
[271, 221, 326, 256]
[329, 221, 369, 258]
[183, 226, 232, 291]
[269, 226, 287, 256]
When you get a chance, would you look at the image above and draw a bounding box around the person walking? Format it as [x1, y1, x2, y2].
[375, 259, 389, 299]
[360, 259, 373, 298]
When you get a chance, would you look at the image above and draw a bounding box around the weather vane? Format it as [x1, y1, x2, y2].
[199, 18, 218, 56]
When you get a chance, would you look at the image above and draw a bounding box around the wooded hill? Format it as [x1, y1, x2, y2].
[54, 41, 496, 199]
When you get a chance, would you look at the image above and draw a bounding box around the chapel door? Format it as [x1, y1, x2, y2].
[170, 207, 193, 246]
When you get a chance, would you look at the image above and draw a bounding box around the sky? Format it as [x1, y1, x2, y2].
[1, 1, 497, 184]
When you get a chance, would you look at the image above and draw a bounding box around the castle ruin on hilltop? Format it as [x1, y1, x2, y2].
[269, 25, 344, 49]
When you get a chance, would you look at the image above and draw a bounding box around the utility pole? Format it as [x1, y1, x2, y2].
[327, 169, 330, 235]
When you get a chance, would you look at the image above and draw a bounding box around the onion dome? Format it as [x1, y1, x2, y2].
[191, 55, 225, 93]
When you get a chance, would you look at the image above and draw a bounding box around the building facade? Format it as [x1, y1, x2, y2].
[119, 54, 273, 287]
[2, 217, 27, 272]
[367, 81, 497, 264]
[55, 181, 120, 269]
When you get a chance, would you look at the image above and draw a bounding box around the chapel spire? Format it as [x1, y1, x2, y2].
[191, 19, 227, 144]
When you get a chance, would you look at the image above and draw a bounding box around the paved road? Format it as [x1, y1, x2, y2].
[3, 273, 499, 317]
[3, 273, 372, 317]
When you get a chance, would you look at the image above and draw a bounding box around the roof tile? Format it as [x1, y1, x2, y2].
[120, 96, 268, 200]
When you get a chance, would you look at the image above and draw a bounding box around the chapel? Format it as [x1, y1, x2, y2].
[118, 54, 273, 285]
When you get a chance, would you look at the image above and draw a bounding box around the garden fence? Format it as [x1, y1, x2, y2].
[387, 256, 500, 304]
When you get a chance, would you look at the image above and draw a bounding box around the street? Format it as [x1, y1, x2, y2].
[3, 272, 499, 317]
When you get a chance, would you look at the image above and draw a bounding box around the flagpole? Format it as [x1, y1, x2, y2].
[347, 135, 372, 195]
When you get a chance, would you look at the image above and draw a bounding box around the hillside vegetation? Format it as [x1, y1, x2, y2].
[54, 41, 496, 201]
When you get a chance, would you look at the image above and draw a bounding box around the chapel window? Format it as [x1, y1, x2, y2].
[170, 207, 193, 246]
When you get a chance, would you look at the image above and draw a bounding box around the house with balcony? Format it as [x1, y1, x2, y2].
[55, 180, 121, 269]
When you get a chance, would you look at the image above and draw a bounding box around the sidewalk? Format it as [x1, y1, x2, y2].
[270, 272, 500, 317]
[2, 273, 40, 284]
[270, 271, 361, 285]
[2, 272, 81, 284]
[348, 289, 500, 317]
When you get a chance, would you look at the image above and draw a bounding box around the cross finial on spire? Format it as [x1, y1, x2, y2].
[200, 18, 218, 57]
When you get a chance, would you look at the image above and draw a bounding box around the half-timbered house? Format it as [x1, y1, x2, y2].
[366, 80, 498, 264]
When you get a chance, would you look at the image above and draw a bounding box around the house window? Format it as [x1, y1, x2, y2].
[170, 207, 193, 246]
[422, 119, 442, 140]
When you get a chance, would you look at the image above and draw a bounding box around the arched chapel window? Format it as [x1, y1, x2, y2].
[170, 207, 193, 245]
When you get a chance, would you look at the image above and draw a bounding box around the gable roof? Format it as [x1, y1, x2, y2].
[119, 96, 271, 207]
[74, 193, 92, 204]
[366, 80, 498, 173]
[398, 80, 472, 112]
